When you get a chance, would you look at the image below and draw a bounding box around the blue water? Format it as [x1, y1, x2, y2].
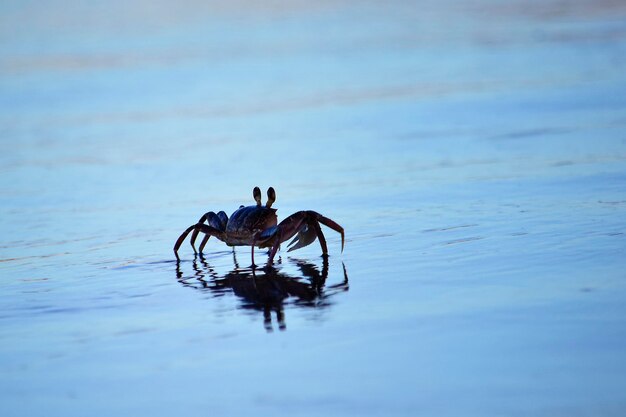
[2, 1, 626, 416]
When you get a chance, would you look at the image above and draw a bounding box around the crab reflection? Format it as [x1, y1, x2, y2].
[175, 254, 349, 332]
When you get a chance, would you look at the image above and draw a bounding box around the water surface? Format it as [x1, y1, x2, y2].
[1, 1, 626, 416]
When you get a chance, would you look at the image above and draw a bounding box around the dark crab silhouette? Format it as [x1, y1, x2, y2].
[176, 255, 349, 332]
[174, 187, 344, 266]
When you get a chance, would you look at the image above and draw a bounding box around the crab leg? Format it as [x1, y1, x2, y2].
[198, 234, 211, 254]
[266, 232, 281, 264]
[287, 218, 328, 254]
[250, 234, 258, 266]
[190, 211, 227, 252]
[315, 213, 344, 252]
[174, 224, 224, 260]
[311, 220, 328, 255]
[267, 211, 344, 264]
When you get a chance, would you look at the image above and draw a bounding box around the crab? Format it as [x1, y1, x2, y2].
[174, 187, 344, 266]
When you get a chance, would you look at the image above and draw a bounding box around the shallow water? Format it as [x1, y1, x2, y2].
[2, 1, 626, 416]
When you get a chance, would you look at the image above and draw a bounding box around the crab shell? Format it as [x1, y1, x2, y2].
[225, 205, 278, 247]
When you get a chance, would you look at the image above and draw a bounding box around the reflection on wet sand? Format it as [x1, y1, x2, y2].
[176, 254, 348, 332]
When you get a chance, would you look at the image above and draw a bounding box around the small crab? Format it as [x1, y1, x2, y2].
[174, 187, 344, 266]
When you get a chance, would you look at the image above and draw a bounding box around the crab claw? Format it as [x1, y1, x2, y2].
[287, 224, 318, 252]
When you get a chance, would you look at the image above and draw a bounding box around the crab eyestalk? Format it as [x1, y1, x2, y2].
[266, 187, 276, 208]
[253, 186, 262, 206]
